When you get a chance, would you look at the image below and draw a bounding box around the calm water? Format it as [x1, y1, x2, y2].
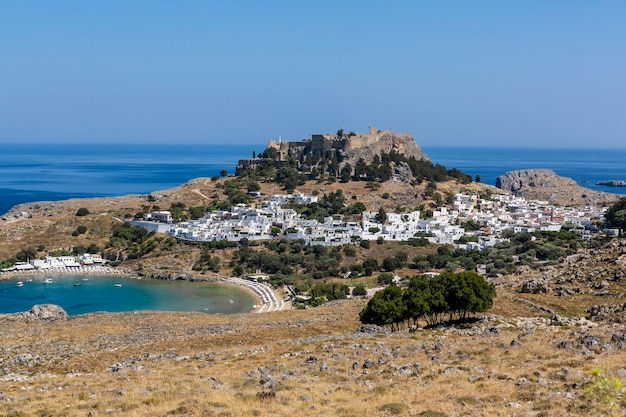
[2, 144, 625, 216]
[0, 274, 256, 316]
[0, 143, 255, 215]
[427, 147, 626, 195]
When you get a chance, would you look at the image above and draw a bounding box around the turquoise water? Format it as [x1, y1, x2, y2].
[0, 274, 256, 316]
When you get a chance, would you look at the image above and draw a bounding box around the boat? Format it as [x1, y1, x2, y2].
[16, 281, 23, 287]
[43, 278, 53, 284]
[228, 299, 234, 303]
[82, 278, 89, 281]
[73, 283, 82, 287]
[114, 283, 122, 287]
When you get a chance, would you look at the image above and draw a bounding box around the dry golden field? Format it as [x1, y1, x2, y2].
[2, 288, 626, 417]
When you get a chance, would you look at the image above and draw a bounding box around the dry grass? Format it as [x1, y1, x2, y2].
[1, 297, 625, 417]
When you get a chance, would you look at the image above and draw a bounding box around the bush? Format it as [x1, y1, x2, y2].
[71, 225, 88, 236]
[343, 245, 356, 257]
[75, 207, 90, 216]
[377, 272, 394, 285]
[352, 284, 367, 297]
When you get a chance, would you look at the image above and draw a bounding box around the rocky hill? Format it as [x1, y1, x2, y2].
[496, 169, 619, 206]
[340, 127, 429, 166]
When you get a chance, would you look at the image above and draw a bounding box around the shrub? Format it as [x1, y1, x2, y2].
[352, 284, 367, 297]
[75, 207, 90, 216]
[377, 272, 394, 285]
[71, 225, 88, 236]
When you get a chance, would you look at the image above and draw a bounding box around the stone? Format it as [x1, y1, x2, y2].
[24, 304, 68, 321]
[521, 278, 549, 294]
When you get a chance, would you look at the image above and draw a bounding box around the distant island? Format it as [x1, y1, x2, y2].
[596, 180, 626, 187]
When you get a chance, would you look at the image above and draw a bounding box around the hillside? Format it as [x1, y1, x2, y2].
[2, 265, 626, 417]
[2, 168, 626, 415]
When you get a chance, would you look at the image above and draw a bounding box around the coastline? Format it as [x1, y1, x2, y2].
[1, 264, 288, 314]
[220, 277, 288, 313]
[0, 265, 132, 280]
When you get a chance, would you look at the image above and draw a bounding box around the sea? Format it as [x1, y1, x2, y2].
[1, 143, 625, 315]
[1, 144, 625, 216]
[0, 274, 256, 315]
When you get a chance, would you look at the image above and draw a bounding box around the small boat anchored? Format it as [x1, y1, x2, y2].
[114, 283, 122, 287]
[43, 278, 53, 284]
[16, 281, 23, 287]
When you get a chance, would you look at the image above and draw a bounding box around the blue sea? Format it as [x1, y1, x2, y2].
[426, 147, 626, 196]
[1, 143, 625, 215]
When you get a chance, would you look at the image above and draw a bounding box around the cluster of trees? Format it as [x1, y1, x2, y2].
[107, 223, 160, 260]
[192, 248, 221, 272]
[230, 238, 344, 279]
[245, 144, 476, 189]
[409, 229, 582, 276]
[285, 189, 368, 221]
[359, 271, 496, 331]
[605, 197, 626, 233]
[309, 281, 350, 306]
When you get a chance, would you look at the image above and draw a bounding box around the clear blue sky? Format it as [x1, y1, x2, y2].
[1, 1, 624, 147]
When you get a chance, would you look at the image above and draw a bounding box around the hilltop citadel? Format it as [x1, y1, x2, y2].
[237, 125, 428, 175]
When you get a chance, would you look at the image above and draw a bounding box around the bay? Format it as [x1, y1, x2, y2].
[0, 274, 256, 316]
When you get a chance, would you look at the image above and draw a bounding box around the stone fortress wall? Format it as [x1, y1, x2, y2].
[236, 125, 426, 175]
[267, 126, 411, 160]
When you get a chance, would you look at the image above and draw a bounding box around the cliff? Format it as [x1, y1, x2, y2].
[341, 127, 429, 166]
[496, 169, 619, 206]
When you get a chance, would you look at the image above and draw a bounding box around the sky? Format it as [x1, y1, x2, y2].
[0, 1, 624, 148]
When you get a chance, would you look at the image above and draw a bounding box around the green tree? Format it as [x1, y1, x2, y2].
[340, 163, 352, 183]
[359, 283, 406, 331]
[16, 247, 37, 262]
[377, 272, 394, 285]
[402, 275, 431, 327]
[352, 284, 367, 297]
[188, 206, 207, 220]
[605, 197, 626, 233]
[376, 207, 387, 224]
[72, 225, 88, 236]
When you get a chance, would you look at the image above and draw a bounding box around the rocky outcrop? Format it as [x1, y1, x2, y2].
[597, 180, 626, 187]
[495, 169, 619, 206]
[342, 129, 429, 166]
[520, 278, 549, 294]
[22, 304, 68, 321]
